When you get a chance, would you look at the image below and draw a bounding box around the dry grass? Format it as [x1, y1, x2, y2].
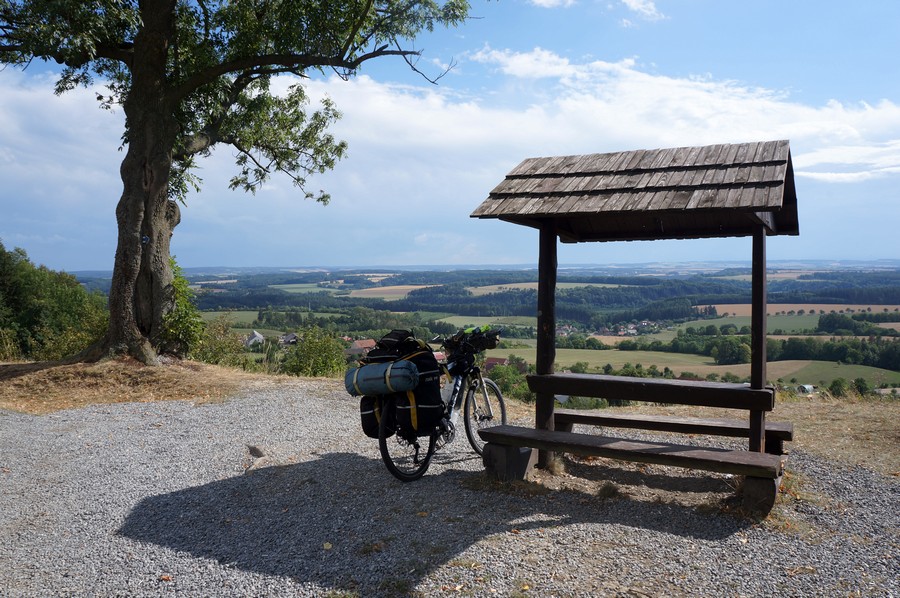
[0, 357, 275, 415]
[589, 396, 900, 477]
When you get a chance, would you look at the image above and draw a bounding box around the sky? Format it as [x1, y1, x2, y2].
[2, 0, 900, 272]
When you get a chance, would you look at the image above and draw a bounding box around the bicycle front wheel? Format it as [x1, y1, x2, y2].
[464, 377, 506, 456]
[378, 396, 436, 482]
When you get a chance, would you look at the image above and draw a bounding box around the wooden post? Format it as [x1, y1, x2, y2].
[749, 225, 768, 452]
[535, 221, 557, 468]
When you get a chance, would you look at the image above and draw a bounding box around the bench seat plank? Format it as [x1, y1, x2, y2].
[554, 409, 794, 441]
[527, 373, 775, 410]
[478, 425, 784, 479]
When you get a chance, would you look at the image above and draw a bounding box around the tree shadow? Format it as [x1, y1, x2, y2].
[118, 451, 754, 594]
[0, 360, 69, 381]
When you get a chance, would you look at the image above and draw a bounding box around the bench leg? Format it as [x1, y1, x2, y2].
[765, 437, 785, 455]
[741, 475, 781, 514]
[483, 443, 537, 481]
[555, 421, 574, 434]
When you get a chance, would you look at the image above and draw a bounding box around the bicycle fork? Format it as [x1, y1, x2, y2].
[468, 371, 496, 421]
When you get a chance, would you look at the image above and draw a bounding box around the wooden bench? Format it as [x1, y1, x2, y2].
[478, 373, 792, 513]
[528, 373, 778, 452]
[478, 425, 785, 512]
[553, 409, 794, 455]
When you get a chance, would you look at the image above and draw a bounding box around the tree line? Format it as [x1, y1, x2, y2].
[0, 241, 107, 361]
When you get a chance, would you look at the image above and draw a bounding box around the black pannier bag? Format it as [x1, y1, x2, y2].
[359, 395, 393, 439]
[393, 347, 443, 438]
[354, 329, 444, 439]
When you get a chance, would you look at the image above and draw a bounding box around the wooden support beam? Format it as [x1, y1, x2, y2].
[751, 226, 767, 390]
[750, 225, 768, 452]
[535, 221, 557, 468]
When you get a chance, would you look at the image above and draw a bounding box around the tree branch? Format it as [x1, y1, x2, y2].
[340, 0, 375, 58]
[170, 47, 417, 104]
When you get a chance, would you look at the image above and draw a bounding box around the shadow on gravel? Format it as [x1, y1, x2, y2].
[118, 452, 752, 595]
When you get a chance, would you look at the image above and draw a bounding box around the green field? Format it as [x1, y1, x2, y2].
[269, 283, 335, 294]
[484, 347, 900, 387]
[438, 315, 538, 329]
[201, 310, 259, 325]
[467, 282, 626, 296]
[787, 361, 900, 388]
[678, 314, 820, 334]
[486, 347, 714, 372]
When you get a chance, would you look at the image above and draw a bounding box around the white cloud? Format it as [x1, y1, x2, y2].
[621, 0, 665, 21]
[528, 0, 577, 7]
[471, 45, 578, 79]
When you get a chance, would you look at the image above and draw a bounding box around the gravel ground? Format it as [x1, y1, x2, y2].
[1, 378, 897, 597]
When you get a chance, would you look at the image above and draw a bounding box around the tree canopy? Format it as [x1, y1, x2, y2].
[0, 0, 471, 363]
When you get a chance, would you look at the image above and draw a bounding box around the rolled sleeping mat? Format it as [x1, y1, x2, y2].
[344, 359, 420, 397]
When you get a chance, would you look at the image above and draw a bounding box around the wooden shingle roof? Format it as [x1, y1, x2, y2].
[471, 140, 799, 243]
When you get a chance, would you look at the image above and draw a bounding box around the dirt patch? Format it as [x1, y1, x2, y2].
[0, 357, 277, 415]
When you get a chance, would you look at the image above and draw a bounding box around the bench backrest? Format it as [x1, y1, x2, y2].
[527, 373, 775, 411]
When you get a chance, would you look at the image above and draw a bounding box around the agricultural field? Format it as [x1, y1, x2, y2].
[467, 281, 625, 296]
[677, 314, 821, 334]
[200, 310, 259, 326]
[438, 315, 537, 329]
[708, 270, 820, 282]
[348, 285, 432, 300]
[483, 347, 900, 388]
[269, 283, 336, 294]
[712, 304, 900, 317]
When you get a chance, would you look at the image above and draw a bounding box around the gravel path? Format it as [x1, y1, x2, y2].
[1, 378, 897, 597]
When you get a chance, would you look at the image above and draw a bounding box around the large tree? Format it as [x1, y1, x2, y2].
[0, 0, 469, 364]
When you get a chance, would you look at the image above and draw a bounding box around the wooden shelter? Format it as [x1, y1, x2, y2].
[471, 140, 799, 479]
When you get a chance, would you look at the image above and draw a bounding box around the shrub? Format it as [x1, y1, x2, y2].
[159, 258, 203, 357]
[488, 363, 534, 403]
[828, 377, 850, 398]
[193, 315, 245, 366]
[852, 377, 871, 396]
[0, 328, 21, 361]
[281, 326, 346, 377]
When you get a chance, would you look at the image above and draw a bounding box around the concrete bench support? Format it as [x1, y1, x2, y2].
[479, 425, 785, 514]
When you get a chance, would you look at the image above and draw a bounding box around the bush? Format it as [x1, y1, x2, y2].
[193, 315, 245, 366]
[852, 377, 871, 396]
[828, 377, 850, 398]
[561, 395, 608, 410]
[281, 326, 346, 377]
[159, 258, 203, 357]
[488, 363, 534, 403]
[0, 328, 21, 361]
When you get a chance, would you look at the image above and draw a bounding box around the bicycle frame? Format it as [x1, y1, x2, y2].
[441, 366, 496, 440]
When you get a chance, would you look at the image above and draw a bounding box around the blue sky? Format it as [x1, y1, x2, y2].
[2, 0, 899, 272]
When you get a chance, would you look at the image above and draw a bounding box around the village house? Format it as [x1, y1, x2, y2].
[244, 330, 265, 348]
[344, 338, 376, 359]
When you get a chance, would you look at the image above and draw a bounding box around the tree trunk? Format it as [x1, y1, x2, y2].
[102, 152, 180, 364]
[79, 0, 181, 365]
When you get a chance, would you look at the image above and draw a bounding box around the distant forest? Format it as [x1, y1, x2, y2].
[179, 269, 900, 329]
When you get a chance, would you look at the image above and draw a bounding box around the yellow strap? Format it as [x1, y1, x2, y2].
[385, 362, 395, 393]
[352, 367, 362, 395]
[407, 390, 418, 429]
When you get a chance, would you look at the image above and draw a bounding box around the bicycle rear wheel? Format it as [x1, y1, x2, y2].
[378, 396, 436, 482]
[464, 377, 506, 456]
